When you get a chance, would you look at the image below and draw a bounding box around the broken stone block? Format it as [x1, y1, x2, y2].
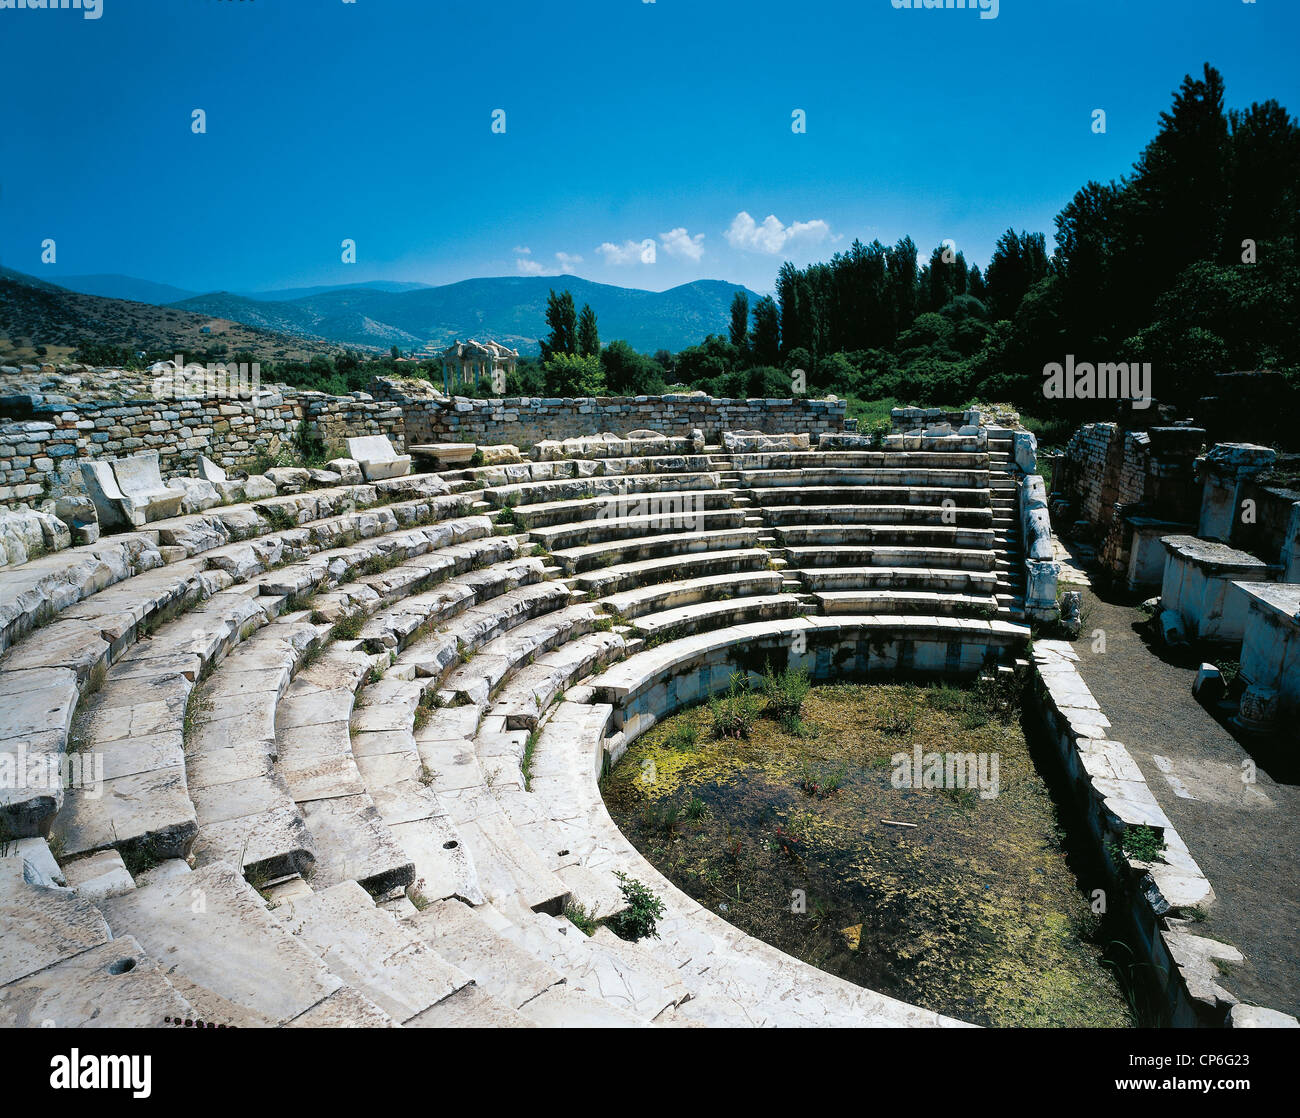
[61, 850, 135, 903]
[241, 475, 277, 500]
[197, 454, 227, 483]
[1159, 609, 1186, 646]
[326, 458, 364, 485]
[1193, 663, 1224, 702]
[266, 467, 311, 494]
[169, 476, 221, 514]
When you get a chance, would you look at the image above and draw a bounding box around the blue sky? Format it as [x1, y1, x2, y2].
[2, 0, 1296, 297]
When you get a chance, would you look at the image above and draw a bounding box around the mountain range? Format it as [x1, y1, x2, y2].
[14, 271, 762, 357]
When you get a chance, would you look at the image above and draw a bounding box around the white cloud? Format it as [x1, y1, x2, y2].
[513, 245, 531, 256]
[515, 249, 583, 276]
[597, 238, 657, 266]
[724, 211, 832, 254]
[659, 227, 705, 262]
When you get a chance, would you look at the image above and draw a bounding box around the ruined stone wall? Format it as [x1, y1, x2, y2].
[0, 366, 842, 505]
[402, 394, 847, 448]
[0, 390, 403, 504]
[1054, 422, 1206, 581]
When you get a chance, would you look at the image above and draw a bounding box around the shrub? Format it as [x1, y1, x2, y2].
[606, 872, 666, 942]
[710, 673, 760, 740]
[1120, 825, 1166, 863]
[663, 723, 698, 752]
[762, 663, 810, 731]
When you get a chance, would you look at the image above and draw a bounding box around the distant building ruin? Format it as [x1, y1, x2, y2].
[435, 339, 518, 395]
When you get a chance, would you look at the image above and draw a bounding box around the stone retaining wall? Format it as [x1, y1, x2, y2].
[402, 394, 847, 448]
[0, 371, 845, 505]
[0, 390, 400, 504]
[1027, 640, 1269, 1028]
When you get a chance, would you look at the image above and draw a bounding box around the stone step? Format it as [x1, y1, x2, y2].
[487, 895, 684, 1022]
[529, 507, 747, 552]
[403, 581, 574, 681]
[773, 524, 996, 550]
[485, 472, 721, 510]
[551, 527, 762, 575]
[278, 879, 473, 1025]
[784, 545, 996, 572]
[52, 587, 280, 865]
[404, 898, 565, 1010]
[98, 861, 388, 1026]
[188, 616, 326, 882]
[504, 489, 737, 531]
[761, 503, 994, 527]
[357, 555, 543, 653]
[815, 590, 1000, 617]
[599, 570, 785, 620]
[797, 566, 999, 594]
[489, 631, 627, 730]
[277, 646, 417, 897]
[629, 594, 803, 642]
[571, 547, 774, 598]
[748, 485, 991, 509]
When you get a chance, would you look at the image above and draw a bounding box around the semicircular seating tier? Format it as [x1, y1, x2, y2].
[0, 433, 1027, 1027]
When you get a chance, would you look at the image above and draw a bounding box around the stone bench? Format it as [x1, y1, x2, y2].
[489, 630, 626, 730]
[722, 430, 810, 453]
[761, 502, 994, 527]
[773, 524, 996, 549]
[408, 443, 477, 469]
[80, 452, 185, 530]
[487, 471, 721, 510]
[573, 547, 772, 598]
[592, 615, 1027, 741]
[346, 435, 412, 482]
[747, 485, 992, 508]
[796, 566, 999, 594]
[629, 593, 801, 641]
[507, 489, 735, 531]
[816, 589, 999, 617]
[783, 544, 996, 572]
[600, 570, 784, 620]
[551, 527, 761, 575]
[738, 467, 990, 490]
[530, 507, 747, 551]
[437, 602, 609, 709]
[735, 450, 990, 472]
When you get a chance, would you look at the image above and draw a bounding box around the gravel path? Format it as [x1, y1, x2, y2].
[1070, 589, 1300, 1018]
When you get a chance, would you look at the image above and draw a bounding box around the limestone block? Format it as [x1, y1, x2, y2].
[326, 457, 365, 485]
[241, 474, 277, 500]
[197, 454, 227, 482]
[1013, 430, 1038, 473]
[169, 476, 221, 514]
[266, 467, 311, 494]
[1229, 1004, 1300, 1028]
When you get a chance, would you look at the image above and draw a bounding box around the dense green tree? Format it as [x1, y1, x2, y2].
[577, 303, 600, 357]
[728, 291, 750, 353]
[750, 296, 781, 368]
[544, 351, 605, 396]
[541, 289, 578, 361]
